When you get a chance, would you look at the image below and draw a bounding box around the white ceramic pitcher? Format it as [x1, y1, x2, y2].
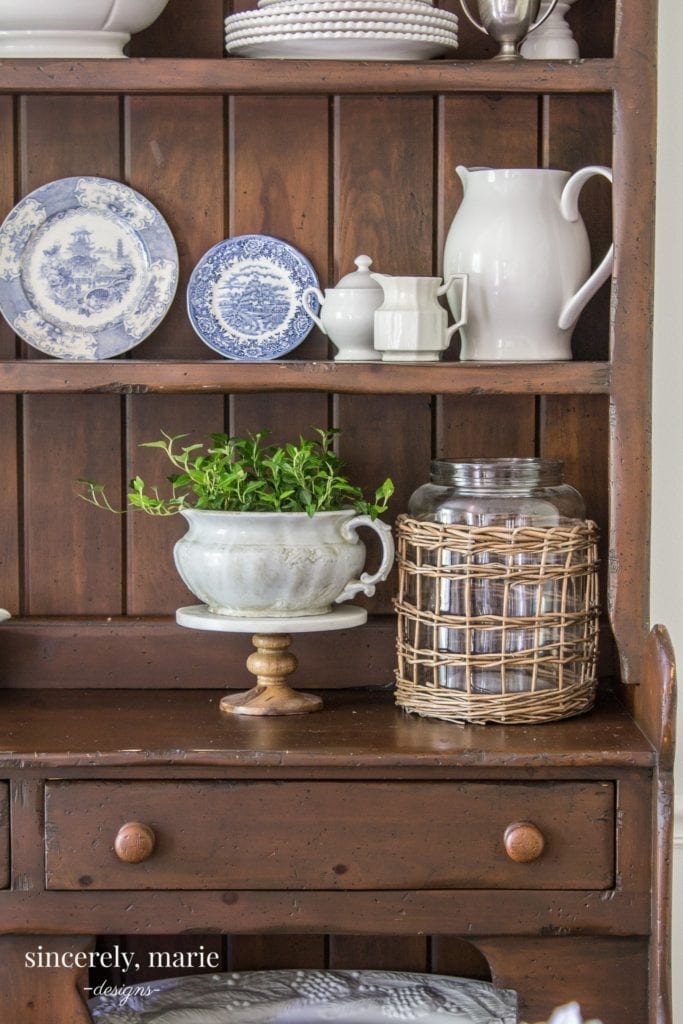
[443, 165, 613, 361]
[0, 610, 9, 623]
[371, 273, 468, 362]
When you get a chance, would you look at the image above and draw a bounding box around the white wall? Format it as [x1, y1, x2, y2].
[653, 0, 683, 1019]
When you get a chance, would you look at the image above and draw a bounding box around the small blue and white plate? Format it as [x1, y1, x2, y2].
[187, 234, 319, 360]
[0, 176, 178, 360]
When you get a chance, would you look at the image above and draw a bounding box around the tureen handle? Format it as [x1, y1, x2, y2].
[335, 516, 395, 604]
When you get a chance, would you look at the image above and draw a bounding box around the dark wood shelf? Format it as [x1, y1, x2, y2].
[0, 359, 611, 395]
[0, 687, 654, 771]
[0, 57, 616, 95]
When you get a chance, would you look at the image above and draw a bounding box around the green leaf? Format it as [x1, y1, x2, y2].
[78, 428, 394, 519]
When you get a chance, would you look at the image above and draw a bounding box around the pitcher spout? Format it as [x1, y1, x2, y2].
[455, 165, 470, 192]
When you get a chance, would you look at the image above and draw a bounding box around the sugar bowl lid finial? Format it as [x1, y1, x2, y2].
[336, 255, 381, 290]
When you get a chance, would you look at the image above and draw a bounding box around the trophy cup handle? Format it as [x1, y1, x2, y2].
[458, 0, 487, 34]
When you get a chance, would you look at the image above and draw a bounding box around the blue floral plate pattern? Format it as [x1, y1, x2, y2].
[187, 234, 319, 360]
[0, 176, 178, 360]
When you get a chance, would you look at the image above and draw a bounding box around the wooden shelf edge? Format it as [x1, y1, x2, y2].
[0, 57, 616, 95]
[0, 360, 611, 395]
[0, 684, 655, 770]
[0, 888, 651, 936]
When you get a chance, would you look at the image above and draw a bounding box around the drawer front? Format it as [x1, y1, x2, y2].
[0, 782, 7, 888]
[45, 780, 614, 891]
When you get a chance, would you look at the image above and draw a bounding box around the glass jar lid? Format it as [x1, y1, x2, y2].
[430, 457, 566, 493]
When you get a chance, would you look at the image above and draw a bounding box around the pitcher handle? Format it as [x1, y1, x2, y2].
[529, 0, 560, 34]
[558, 165, 614, 331]
[458, 0, 487, 34]
[301, 286, 326, 333]
[335, 516, 395, 604]
[442, 274, 469, 341]
[0, 609, 10, 623]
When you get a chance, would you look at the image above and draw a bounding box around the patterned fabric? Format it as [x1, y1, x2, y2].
[88, 968, 518, 1024]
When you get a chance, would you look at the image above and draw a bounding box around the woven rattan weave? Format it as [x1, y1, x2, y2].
[394, 515, 600, 725]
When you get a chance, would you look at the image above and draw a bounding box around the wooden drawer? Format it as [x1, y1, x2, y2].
[0, 783, 7, 889]
[44, 780, 615, 892]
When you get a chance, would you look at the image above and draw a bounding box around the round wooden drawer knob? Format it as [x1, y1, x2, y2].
[503, 821, 545, 863]
[114, 822, 156, 864]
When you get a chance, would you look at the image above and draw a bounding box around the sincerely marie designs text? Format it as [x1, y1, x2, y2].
[24, 942, 221, 973]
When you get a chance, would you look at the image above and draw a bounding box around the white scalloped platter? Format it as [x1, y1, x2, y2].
[227, 28, 457, 48]
[226, 15, 457, 38]
[226, 32, 458, 58]
[227, 4, 458, 27]
[258, 0, 434, 7]
[226, 19, 457, 41]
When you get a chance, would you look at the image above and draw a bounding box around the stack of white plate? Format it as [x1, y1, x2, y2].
[225, 0, 458, 59]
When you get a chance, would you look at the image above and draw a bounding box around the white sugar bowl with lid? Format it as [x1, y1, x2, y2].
[302, 255, 383, 362]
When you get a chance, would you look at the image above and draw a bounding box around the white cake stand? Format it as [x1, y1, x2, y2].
[176, 604, 368, 717]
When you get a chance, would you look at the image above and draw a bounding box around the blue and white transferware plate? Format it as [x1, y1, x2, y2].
[0, 177, 178, 360]
[187, 234, 320, 360]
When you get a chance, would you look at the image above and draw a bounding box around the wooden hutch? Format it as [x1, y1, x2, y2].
[0, 1, 675, 1022]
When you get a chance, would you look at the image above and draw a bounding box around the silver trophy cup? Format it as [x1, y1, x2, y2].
[460, 0, 559, 60]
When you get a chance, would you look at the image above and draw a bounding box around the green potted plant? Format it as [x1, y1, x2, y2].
[81, 428, 395, 618]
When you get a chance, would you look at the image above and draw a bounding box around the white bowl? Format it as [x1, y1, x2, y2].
[0, 0, 170, 57]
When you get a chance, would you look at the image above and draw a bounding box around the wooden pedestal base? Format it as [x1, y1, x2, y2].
[176, 604, 368, 718]
[219, 633, 324, 717]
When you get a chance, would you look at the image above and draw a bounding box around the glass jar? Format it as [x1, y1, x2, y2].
[408, 457, 585, 525]
[404, 458, 588, 695]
